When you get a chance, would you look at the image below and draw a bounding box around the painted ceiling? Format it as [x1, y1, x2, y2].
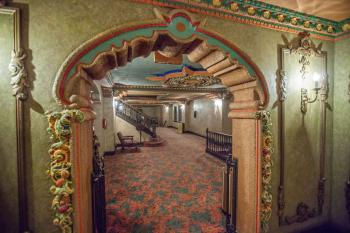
[111, 52, 224, 88]
[261, 0, 350, 21]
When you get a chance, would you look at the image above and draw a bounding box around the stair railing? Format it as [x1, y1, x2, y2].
[115, 100, 158, 137]
[206, 128, 232, 161]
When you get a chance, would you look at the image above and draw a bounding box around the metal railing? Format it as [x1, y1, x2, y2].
[115, 100, 158, 137]
[206, 128, 232, 161]
[225, 155, 238, 233]
[91, 132, 106, 233]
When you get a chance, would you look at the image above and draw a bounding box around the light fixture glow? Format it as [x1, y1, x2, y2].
[313, 73, 321, 82]
[214, 99, 222, 107]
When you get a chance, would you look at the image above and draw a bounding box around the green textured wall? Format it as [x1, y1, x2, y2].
[0, 0, 340, 232]
[0, 13, 19, 233]
[332, 38, 350, 231]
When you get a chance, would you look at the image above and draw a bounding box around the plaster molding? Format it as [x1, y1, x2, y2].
[279, 70, 287, 101]
[1, 6, 32, 233]
[9, 48, 29, 100]
[53, 9, 269, 110]
[46, 110, 85, 233]
[113, 84, 227, 94]
[255, 111, 273, 233]
[132, 0, 350, 41]
[278, 32, 329, 226]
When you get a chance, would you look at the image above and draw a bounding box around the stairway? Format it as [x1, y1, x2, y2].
[115, 100, 158, 138]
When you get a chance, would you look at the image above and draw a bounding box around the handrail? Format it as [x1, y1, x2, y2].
[115, 100, 158, 137]
[206, 128, 232, 161]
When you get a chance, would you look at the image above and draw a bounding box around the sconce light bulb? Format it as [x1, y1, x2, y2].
[313, 73, 321, 82]
[214, 99, 222, 107]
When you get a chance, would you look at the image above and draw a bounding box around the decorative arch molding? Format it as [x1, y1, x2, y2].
[51, 9, 272, 233]
[53, 9, 269, 109]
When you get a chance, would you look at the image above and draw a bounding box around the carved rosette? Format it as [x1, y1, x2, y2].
[256, 111, 273, 233]
[46, 110, 84, 233]
[9, 48, 29, 100]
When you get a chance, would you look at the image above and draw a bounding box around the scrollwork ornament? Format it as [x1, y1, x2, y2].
[163, 75, 221, 88]
[9, 48, 29, 100]
[46, 110, 84, 233]
[256, 111, 273, 233]
[290, 32, 319, 81]
[279, 70, 287, 101]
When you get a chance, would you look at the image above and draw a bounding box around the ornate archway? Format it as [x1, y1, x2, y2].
[49, 9, 271, 233]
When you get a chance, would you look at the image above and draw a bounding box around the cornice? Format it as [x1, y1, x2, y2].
[132, 0, 350, 41]
[113, 84, 227, 93]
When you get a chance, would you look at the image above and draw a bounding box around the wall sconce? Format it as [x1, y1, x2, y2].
[214, 99, 222, 107]
[300, 73, 322, 114]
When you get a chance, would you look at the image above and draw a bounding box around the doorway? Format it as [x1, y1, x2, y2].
[50, 9, 268, 233]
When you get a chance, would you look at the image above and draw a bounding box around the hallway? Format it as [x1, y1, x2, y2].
[105, 127, 226, 233]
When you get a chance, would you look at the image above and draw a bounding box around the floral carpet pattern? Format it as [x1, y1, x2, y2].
[105, 128, 226, 233]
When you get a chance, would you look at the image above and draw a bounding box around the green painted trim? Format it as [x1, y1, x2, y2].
[133, 0, 350, 39]
[66, 23, 259, 81]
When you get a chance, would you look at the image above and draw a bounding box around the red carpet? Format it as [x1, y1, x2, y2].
[105, 128, 226, 233]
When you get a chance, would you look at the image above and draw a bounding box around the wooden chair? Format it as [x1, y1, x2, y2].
[117, 132, 138, 151]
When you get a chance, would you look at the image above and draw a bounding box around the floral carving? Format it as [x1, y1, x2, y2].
[256, 111, 273, 233]
[8, 49, 28, 100]
[279, 70, 287, 101]
[46, 110, 84, 233]
[163, 74, 221, 88]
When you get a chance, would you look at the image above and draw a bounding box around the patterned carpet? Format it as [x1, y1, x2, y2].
[105, 127, 226, 233]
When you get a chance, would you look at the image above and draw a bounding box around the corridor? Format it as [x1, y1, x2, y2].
[105, 127, 226, 233]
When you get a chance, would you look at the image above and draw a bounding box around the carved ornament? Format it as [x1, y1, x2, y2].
[285, 202, 316, 224]
[278, 32, 328, 226]
[256, 111, 273, 233]
[9, 48, 29, 100]
[46, 110, 85, 233]
[132, 0, 350, 40]
[147, 66, 221, 88]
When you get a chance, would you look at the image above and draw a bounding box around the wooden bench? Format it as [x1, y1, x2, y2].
[117, 132, 138, 151]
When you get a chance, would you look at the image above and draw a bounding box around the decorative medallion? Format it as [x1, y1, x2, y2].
[46, 110, 85, 233]
[147, 65, 221, 88]
[256, 111, 273, 233]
